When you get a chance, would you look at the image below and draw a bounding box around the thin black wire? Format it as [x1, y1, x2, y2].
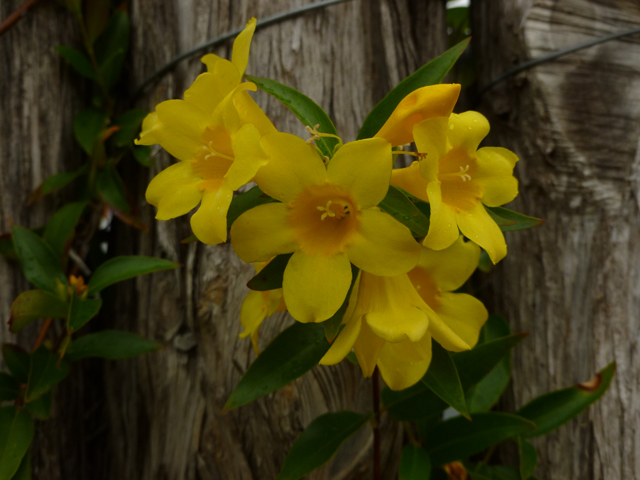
[131, 0, 352, 99]
[478, 25, 640, 96]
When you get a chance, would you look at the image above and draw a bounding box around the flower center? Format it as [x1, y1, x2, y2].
[439, 165, 471, 182]
[316, 200, 350, 221]
[191, 131, 235, 192]
[438, 149, 482, 211]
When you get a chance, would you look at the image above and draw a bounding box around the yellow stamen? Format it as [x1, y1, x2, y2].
[201, 141, 234, 162]
[316, 200, 349, 221]
[440, 165, 471, 182]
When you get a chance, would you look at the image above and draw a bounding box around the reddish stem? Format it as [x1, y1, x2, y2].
[373, 367, 381, 480]
[31, 317, 53, 352]
[0, 0, 39, 37]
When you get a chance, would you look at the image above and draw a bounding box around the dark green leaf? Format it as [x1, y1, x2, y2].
[25, 347, 69, 402]
[224, 322, 330, 410]
[425, 413, 537, 465]
[73, 108, 108, 154]
[516, 362, 615, 438]
[112, 109, 148, 147]
[64, 330, 161, 361]
[88, 256, 179, 295]
[98, 50, 125, 89]
[477, 250, 492, 273]
[12, 226, 66, 293]
[0, 234, 17, 260]
[518, 437, 537, 479]
[2, 346, 30, 384]
[399, 444, 431, 480]
[323, 264, 359, 342]
[357, 38, 470, 140]
[0, 374, 20, 402]
[485, 207, 544, 232]
[96, 162, 130, 213]
[378, 186, 430, 237]
[132, 145, 152, 167]
[67, 294, 102, 332]
[227, 186, 278, 228]
[25, 392, 52, 421]
[9, 290, 69, 334]
[55, 46, 95, 79]
[0, 407, 34, 480]
[29, 165, 88, 204]
[94, 11, 129, 89]
[9, 449, 30, 480]
[276, 411, 370, 480]
[43, 201, 88, 257]
[246, 253, 292, 291]
[246, 75, 339, 159]
[84, 0, 109, 43]
[423, 343, 469, 419]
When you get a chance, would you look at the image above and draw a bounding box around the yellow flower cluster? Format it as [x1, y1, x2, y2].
[137, 19, 519, 391]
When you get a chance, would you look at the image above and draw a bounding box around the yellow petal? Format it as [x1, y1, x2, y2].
[154, 100, 211, 161]
[413, 116, 449, 182]
[283, 250, 352, 323]
[346, 209, 421, 276]
[374, 84, 461, 147]
[184, 68, 241, 116]
[423, 181, 459, 250]
[210, 82, 258, 138]
[475, 147, 519, 207]
[377, 334, 432, 391]
[146, 162, 202, 220]
[239, 290, 268, 339]
[327, 138, 392, 209]
[230, 202, 297, 263]
[201, 54, 240, 84]
[232, 17, 256, 77]
[226, 124, 269, 190]
[428, 311, 471, 352]
[234, 90, 277, 136]
[391, 162, 430, 201]
[136, 112, 159, 145]
[319, 316, 362, 365]
[435, 292, 488, 349]
[456, 202, 506, 264]
[190, 185, 232, 245]
[447, 111, 490, 152]
[256, 132, 327, 203]
[415, 236, 480, 292]
[353, 319, 386, 377]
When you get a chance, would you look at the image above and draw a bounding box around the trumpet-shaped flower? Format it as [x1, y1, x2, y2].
[136, 18, 276, 245]
[391, 111, 519, 263]
[320, 237, 487, 391]
[230, 133, 421, 323]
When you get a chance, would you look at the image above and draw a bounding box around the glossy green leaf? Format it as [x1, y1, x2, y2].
[423, 343, 469, 419]
[9, 290, 69, 334]
[25, 392, 52, 421]
[25, 347, 69, 402]
[276, 411, 370, 480]
[0, 407, 34, 480]
[323, 264, 359, 342]
[94, 10, 129, 89]
[43, 201, 88, 257]
[485, 207, 544, 232]
[516, 362, 615, 438]
[246, 253, 292, 291]
[112, 109, 148, 147]
[224, 322, 330, 411]
[2, 346, 30, 384]
[378, 186, 430, 237]
[9, 449, 30, 480]
[357, 38, 470, 141]
[55, 46, 95, 79]
[227, 186, 278, 228]
[28, 165, 88, 204]
[425, 413, 537, 465]
[67, 294, 102, 332]
[246, 75, 339, 159]
[73, 108, 108, 154]
[132, 145, 152, 167]
[96, 162, 131, 213]
[64, 330, 161, 361]
[0, 374, 20, 402]
[12, 226, 66, 294]
[518, 437, 537, 479]
[88, 255, 179, 295]
[399, 444, 431, 480]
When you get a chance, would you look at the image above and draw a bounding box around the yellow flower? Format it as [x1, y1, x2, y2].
[391, 111, 519, 263]
[320, 236, 487, 391]
[230, 133, 421, 323]
[136, 18, 276, 245]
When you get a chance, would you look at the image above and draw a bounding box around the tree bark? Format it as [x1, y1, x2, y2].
[472, 0, 640, 479]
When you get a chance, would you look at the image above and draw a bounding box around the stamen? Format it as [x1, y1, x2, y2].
[316, 200, 349, 221]
[440, 165, 472, 182]
[201, 140, 234, 161]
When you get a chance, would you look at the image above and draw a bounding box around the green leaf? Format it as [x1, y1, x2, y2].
[518, 437, 537, 479]
[73, 108, 108, 154]
[64, 330, 161, 361]
[98, 49, 125, 89]
[9, 290, 69, 334]
[0, 407, 34, 480]
[323, 264, 359, 342]
[25, 392, 52, 421]
[84, 0, 109, 43]
[0, 374, 20, 402]
[43, 201, 88, 257]
[28, 165, 88, 204]
[67, 294, 102, 332]
[246, 253, 292, 291]
[224, 322, 330, 411]
[0, 234, 17, 260]
[378, 186, 430, 237]
[96, 162, 131, 213]
[485, 207, 544, 232]
[2, 346, 30, 384]
[246, 75, 339, 159]
[112, 109, 148, 147]
[423, 342, 469, 419]
[227, 186, 278, 228]
[9, 449, 30, 480]
[132, 145, 152, 167]
[399, 444, 431, 480]
[94, 10, 129, 89]
[88, 255, 179, 295]
[516, 362, 615, 438]
[276, 411, 370, 480]
[55, 46, 95, 79]
[25, 347, 69, 402]
[357, 38, 470, 140]
[12, 226, 66, 294]
[425, 412, 537, 465]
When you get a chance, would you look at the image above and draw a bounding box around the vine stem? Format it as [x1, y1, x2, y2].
[373, 367, 381, 480]
[31, 317, 53, 352]
[0, 0, 39, 37]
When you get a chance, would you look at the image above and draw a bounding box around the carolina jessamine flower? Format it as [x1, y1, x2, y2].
[320, 236, 487, 391]
[230, 133, 421, 323]
[391, 111, 518, 263]
[136, 18, 276, 245]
